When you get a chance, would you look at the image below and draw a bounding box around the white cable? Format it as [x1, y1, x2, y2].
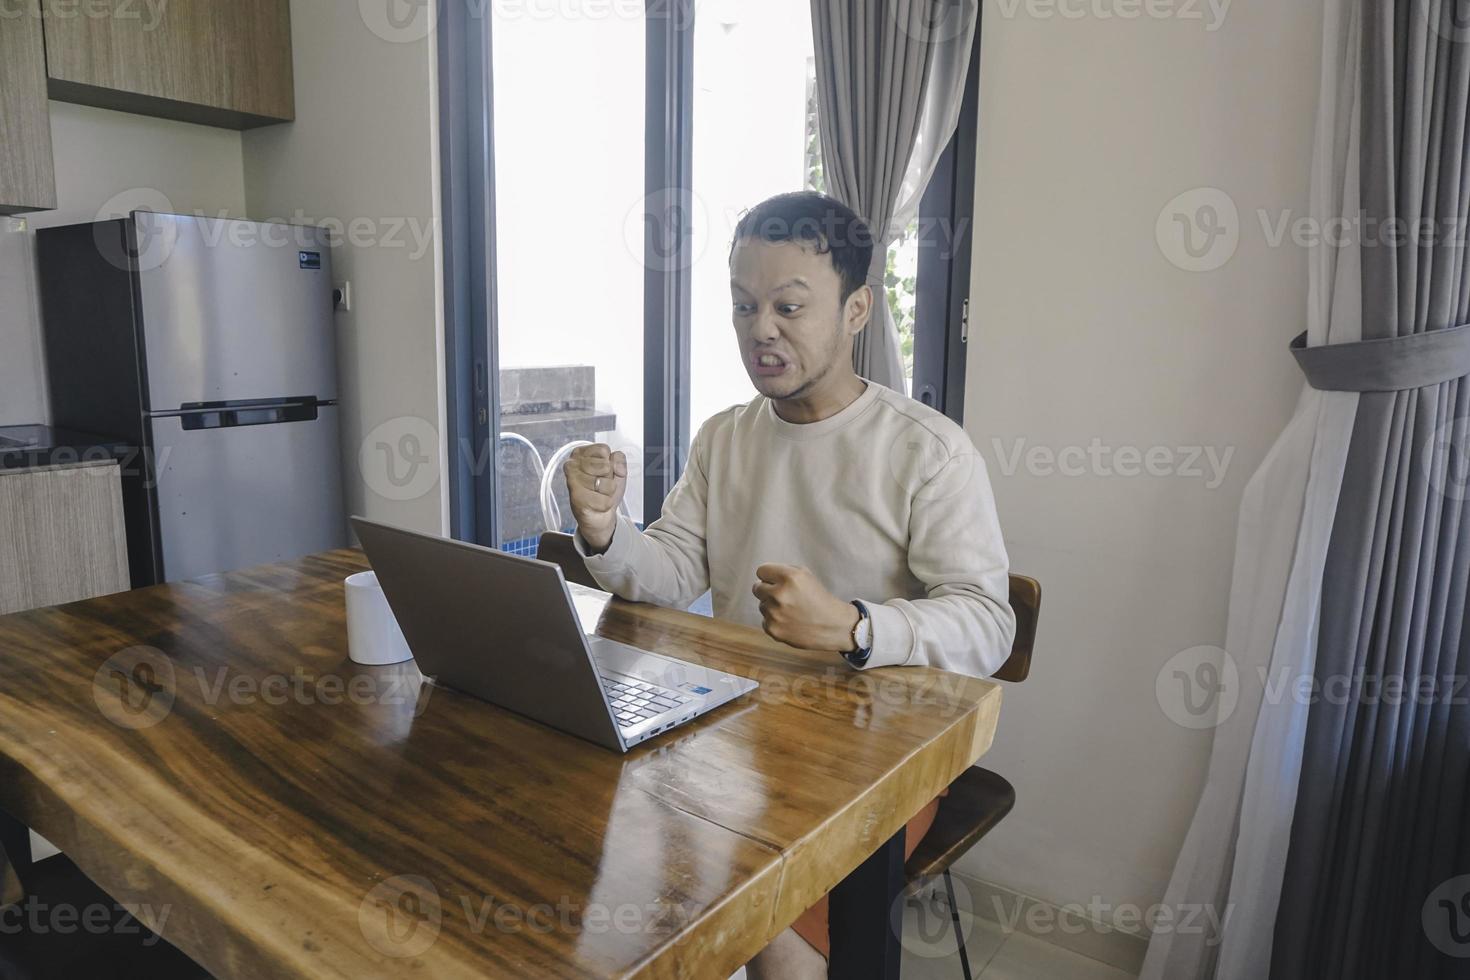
[540, 439, 631, 532]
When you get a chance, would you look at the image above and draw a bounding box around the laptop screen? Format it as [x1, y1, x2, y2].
[567, 582, 612, 634]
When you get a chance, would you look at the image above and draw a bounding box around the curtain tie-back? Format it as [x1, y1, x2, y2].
[1291, 323, 1470, 391]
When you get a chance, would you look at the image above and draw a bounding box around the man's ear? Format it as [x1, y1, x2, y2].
[845, 284, 874, 337]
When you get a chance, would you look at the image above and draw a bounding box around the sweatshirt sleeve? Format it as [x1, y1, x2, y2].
[574, 434, 712, 610]
[857, 452, 1017, 678]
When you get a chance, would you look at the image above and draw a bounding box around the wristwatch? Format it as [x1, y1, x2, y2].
[844, 600, 873, 667]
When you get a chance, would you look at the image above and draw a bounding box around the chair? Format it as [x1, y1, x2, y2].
[536, 531, 602, 589]
[534, 532, 1040, 980]
[904, 574, 1040, 980]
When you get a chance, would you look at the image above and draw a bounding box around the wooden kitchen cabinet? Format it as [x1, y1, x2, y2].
[0, 461, 130, 615]
[0, 0, 58, 215]
[42, 0, 295, 129]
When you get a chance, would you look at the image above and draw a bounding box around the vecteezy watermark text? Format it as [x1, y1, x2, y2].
[990, 437, 1234, 489]
[991, 0, 1231, 31]
[1424, 875, 1470, 958]
[1156, 643, 1470, 730]
[0, 0, 168, 31]
[358, 875, 695, 959]
[0, 895, 171, 945]
[191, 666, 433, 713]
[92, 646, 435, 731]
[1159, 185, 1470, 274]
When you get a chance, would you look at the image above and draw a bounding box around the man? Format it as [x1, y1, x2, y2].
[566, 192, 1015, 977]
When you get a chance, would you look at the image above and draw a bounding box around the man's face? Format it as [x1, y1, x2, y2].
[729, 238, 870, 401]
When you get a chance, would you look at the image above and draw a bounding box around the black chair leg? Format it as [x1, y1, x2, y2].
[943, 869, 973, 980]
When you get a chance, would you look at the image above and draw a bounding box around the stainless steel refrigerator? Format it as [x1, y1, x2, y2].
[38, 211, 347, 586]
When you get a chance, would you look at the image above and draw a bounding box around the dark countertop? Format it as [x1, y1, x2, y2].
[0, 424, 138, 472]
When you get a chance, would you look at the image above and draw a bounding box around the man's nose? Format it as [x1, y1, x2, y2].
[750, 313, 781, 344]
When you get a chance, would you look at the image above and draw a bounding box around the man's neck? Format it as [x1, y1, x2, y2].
[771, 372, 868, 425]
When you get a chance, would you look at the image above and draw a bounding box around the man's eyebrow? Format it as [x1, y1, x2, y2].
[769, 278, 810, 293]
[729, 277, 811, 295]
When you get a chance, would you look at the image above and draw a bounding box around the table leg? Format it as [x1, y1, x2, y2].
[828, 828, 904, 980]
[0, 806, 32, 874]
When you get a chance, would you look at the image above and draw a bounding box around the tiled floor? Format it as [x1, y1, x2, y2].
[729, 900, 1138, 980]
[898, 900, 1139, 980]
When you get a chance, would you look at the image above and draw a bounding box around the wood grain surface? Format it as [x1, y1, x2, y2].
[42, 0, 294, 128]
[0, 0, 57, 213]
[0, 549, 1001, 978]
[0, 461, 130, 615]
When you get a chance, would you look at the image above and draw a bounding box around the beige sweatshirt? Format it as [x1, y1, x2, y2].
[577, 382, 1016, 677]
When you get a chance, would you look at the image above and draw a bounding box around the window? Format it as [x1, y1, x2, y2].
[487, 6, 648, 552]
[688, 10, 977, 431]
[687, 0, 815, 430]
[440, 1, 978, 545]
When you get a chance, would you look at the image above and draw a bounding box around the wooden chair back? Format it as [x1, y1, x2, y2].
[994, 575, 1041, 683]
[535, 531, 601, 589]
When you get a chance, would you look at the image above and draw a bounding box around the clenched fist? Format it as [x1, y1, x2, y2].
[566, 444, 628, 553]
[752, 564, 862, 652]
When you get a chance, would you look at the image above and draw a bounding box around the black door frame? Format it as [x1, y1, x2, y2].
[437, 0, 499, 544]
[643, 0, 696, 518]
[912, 25, 981, 425]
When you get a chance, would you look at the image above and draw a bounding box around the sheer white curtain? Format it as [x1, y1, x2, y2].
[1140, 0, 1363, 976]
[811, 0, 979, 392]
[888, 13, 975, 230]
[869, 11, 978, 386]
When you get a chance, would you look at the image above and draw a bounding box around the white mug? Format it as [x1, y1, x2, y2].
[345, 571, 414, 666]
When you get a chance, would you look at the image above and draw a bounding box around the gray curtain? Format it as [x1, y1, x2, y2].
[809, 0, 978, 392]
[1272, 2, 1470, 977]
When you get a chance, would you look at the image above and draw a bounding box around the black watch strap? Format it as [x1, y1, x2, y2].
[843, 600, 873, 667]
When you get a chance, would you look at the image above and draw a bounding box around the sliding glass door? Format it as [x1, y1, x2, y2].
[439, 0, 977, 546]
[487, 5, 648, 552]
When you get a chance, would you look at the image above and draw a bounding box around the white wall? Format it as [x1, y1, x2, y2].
[242, 0, 443, 536]
[0, 103, 247, 426]
[957, 0, 1323, 923]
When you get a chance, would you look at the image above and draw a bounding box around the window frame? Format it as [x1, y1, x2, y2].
[437, 0, 499, 543]
[643, 0, 696, 519]
[911, 27, 981, 425]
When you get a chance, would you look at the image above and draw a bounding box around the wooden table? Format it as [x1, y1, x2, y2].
[0, 549, 1002, 978]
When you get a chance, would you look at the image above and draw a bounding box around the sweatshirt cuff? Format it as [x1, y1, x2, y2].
[855, 600, 915, 670]
[575, 515, 638, 570]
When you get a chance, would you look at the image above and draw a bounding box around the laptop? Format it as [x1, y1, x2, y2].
[351, 517, 758, 751]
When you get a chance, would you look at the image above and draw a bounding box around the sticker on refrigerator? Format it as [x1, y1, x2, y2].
[299, 251, 322, 270]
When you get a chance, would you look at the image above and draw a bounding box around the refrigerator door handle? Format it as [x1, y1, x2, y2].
[155, 396, 328, 431]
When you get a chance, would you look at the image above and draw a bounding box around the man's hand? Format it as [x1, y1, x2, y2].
[566, 444, 628, 554]
[752, 564, 862, 652]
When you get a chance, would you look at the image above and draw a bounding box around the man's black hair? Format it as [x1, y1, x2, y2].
[730, 191, 875, 301]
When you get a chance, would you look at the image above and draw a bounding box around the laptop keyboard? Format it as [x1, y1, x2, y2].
[600, 674, 694, 729]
